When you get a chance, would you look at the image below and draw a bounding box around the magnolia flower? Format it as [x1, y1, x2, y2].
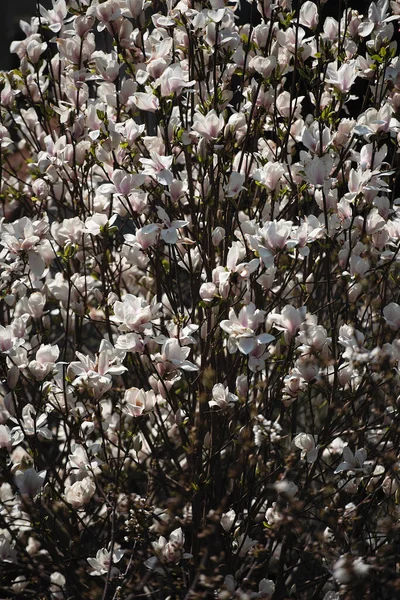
[68, 445, 101, 478]
[84, 213, 118, 237]
[0, 425, 13, 451]
[293, 432, 318, 463]
[10, 404, 52, 443]
[157, 207, 189, 244]
[15, 468, 46, 496]
[68, 347, 126, 399]
[209, 384, 238, 409]
[132, 91, 159, 112]
[334, 446, 371, 474]
[111, 294, 161, 332]
[123, 387, 156, 416]
[354, 104, 398, 138]
[98, 169, 146, 196]
[221, 509, 236, 532]
[234, 533, 257, 557]
[140, 152, 174, 185]
[299, 1, 319, 29]
[326, 60, 358, 94]
[0, 533, 16, 563]
[220, 303, 274, 355]
[253, 161, 285, 191]
[332, 555, 370, 584]
[145, 527, 191, 571]
[156, 339, 198, 374]
[270, 306, 307, 338]
[28, 344, 59, 381]
[211, 226, 226, 246]
[87, 547, 124, 576]
[383, 302, 400, 329]
[258, 220, 292, 251]
[158, 64, 195, 96]
[256, 579, 275, 598]
[64, 476, 96, 508]
[192, 110, 225, 141]
[39, 0, 68, 33]
[216, 242, 259, 299]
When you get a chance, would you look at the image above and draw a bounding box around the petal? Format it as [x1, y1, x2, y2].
[237, 336, 255, 355]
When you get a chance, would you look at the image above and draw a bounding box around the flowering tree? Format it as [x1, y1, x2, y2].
[1, 0, 400, 598]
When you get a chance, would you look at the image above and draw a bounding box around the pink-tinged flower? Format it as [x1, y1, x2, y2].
[326, 60, 358, 94]
[125, 0, 151, 19]
[277, 26, 308, 56]
[94, 51, 120, 82]
[0, 326, 15, 354]
[140, 152, 174, 185]
[209, 384, 238, 409]
[211, 226, 226, 246]
[0, 425, 12, 451]
[156, 338, 198, 374]
[298, 321, 329, 352]
[216, 242, 259, 299]
[249, 55, 277, 78]
[87, 547, 124, 577]
[68, 346, 126, 399]
[145, 527, 190, 571]
[293, 356, 320, 383]
[299, 1, 319, 29]
[225, 172, 246, 198]
[354, 104, 399, 137]
[15, 468, 46, 496]
[357, 1, 400, 37]
[64, 476, 96, 509]
[158, 64, 195, 96]
[132, 92, 160, 112]
[383, 302, 400, 329]
[220, 303, 274, 355]
[258, 579, 275, 597]
[253, 161, 285, 191]
[135, 224, 160, 250]
[270, 306, 306, 338]
[259, 220, 293, 251]
[115, 332, 145, 353]
[28, 344, 59, 381]
[84, 213, 118, 237]
[322, 16, 339, 41]
[123, 387, 156, 416]
[111, 294, 161, 333]
[275, 91, 305, 118]
[156, 207, 189, 244]
[304, 155, 333, 187]
[74, 14, 95, 37]
[39, 0, 68, 32]
[192, 110, 225, 142]
[98, 169, 146, 196]
[199, 282, 218, 302]
[334, 446, 371, 474]
[26, 39, 47, 63]
[68, 445, 101, 478]
[293, 433, 318, 463]
[10, 404, 52, 443]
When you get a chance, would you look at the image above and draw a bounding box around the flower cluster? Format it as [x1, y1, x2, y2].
[1, 0, 400, 598]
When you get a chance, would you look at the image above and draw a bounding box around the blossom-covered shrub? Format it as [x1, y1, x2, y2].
[1, 0, 400, 598]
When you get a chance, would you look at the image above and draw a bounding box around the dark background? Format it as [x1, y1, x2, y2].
[1, 1, 50, 71]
